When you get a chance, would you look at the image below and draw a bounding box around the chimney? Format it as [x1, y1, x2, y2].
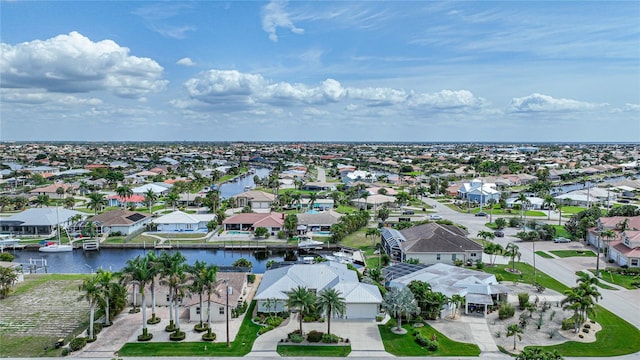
[281, 213, 285, 219]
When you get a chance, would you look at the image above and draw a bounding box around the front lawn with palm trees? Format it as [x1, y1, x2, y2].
[480, 262, 569, 292]
[118, 301, 261, 356]
[277, 345, 351, 356]
[379, 319, 480, 356]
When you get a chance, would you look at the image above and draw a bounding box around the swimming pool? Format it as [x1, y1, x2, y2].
[227, 230, 251, 235]
[314, 231, 332, 236]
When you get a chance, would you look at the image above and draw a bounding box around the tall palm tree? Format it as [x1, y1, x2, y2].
[115, 185, 133, 208]
[316, 288, 346, 336]
[202, 265, 218, 339]
[382, 286, 419, 332]
[144, 189, 158, 215]
[506, 323, 523, 350]
[95, 269, 117, 327]
[484, 242, 504, 266]
[159, 251, 187, 333]
[166, 192, 180, 211]
[599, 229, 617, 263]
[308, 192, 318, 210]
[189, 260, 208, 330]
[87, 192, 107, 215]
[556, 202, 564, 226]
[504, 242, 521, 272]
[516, 193, 529, 230]
[145, 252, 162, 324]
[34, 194, 50, 208]
[543, 195, 556, 220]
[78, 275, 102, 340]
[0, 266, 19, 299]
[450, 294, 465, 318]
[287, 286, 316, 334]
[121, 255, 153, 340]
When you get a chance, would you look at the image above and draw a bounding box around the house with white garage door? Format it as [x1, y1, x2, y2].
[254, 262, 382, 319]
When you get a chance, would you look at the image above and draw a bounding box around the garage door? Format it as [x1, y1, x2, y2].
[346, 303, 376, 319]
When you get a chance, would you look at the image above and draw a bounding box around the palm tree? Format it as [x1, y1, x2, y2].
[95, 269, 117, 326]
[556, 202, 564, 226]
[308, 192, 318, 210]
[202, 265, 218, 339]
[543, 195, 556, 220]
[450, 294, 465, 318]
[516, 193, 529, 230]
[115, 185, 133, 208]
[0, 195, 11, 212]
[144, 189, 158, 215]
[290, 193, 302, 211]
[483, 242, 504, 266]
[316, 288, 346, 336]
[121, 255, 153, 340]
[0, 265, 19, 299]
[145, 252, 162, 324]
[382, 286, 419, 332]
[34, 194, 50, 208]
[377, 207, 390, 225]
[78, 275, 102, 340]
[159, 251, 188, 333]
[504, 242, 521, 272]
[287, 286, 316, 334]
[166, 192, 180, 211]
[599, 229, 616, 263]
[189, 260, 208, 330]
[487, 198, 497, 223]
[87, 192, 107, 215]
[477, 230, 495, 242]
[506, 323, 523, 350]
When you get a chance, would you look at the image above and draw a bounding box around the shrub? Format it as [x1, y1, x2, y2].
[475, 260, 484, 269]
[61, 348, 70, 356]
[376, 315, 384, 322]
[248, 274, 256, 283]
[266, 316, 284, 327]
[562, 317, 576, 331]
[0, 252, 15, 262]
[415, 334, 438, 350]
[498, 303, 515, 319]
[582, 328, 590, 334]
[93, 322, 103, 336]
[288, 330, 302, 339]
[584, 323, 591, 329]
[277, 230, 286, 239]
[290, 334, 304, 343]
[495, 274, 504, 282]
[579, 334, 584, 339]
[415, 316, 423, 323]
[321, 333, 341, 343]
[307, 330, 324, 343]
[69, 337, 87, 352]
[258, 325, 274, 335]
[517, 292, 530, 310]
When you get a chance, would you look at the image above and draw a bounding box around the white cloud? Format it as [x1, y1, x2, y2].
[409, 89, 486, 109]
[0, 32, 167, 99]
[177, 57, 196, 66]
[261, 0, 304, 42]
[509, 93, 602, 113]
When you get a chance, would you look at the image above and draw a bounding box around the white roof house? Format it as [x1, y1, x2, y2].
[132, 183, 170, 195]
[152, 210, 215, 232]
[0, 208, 85, 236]
[254, 262, 382, 319]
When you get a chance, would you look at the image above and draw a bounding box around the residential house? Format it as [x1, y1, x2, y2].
[188, 272, 249, 323]
[386, 263, 510, 318]
[254, 262, 382, 319]
[301, 182, 336, 191]
[296, 211, 341, 234]
[352, 194, 396, 210]
[132, 183, 170, 196]
[233, 190, 276, 213]
[587, 216, 640, 267]
[152, 210, 215, 232]
[89, 209, 152, 236]
[107, 194, 145, 208]
[0, 208, 85, 236]
[299, 197, 334, 211]
[457, 179, 500, 205]
[223, 212, 284, 236]
[381, 223, 483, 265]
[29, 183, 75, 200]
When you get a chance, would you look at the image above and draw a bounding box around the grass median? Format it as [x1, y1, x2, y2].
[277, 344, 351, 356]
[379, 320, 480, 357]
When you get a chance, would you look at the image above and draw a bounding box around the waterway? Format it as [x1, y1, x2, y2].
[11, 248, 292, 274]
[219, 167, 270, 199]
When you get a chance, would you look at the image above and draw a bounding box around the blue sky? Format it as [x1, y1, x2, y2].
[1, 1, 639, 142]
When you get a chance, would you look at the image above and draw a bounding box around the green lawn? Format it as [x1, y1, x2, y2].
[335, 205, 360, 214]
[529, 305, 640, 356]
[535, 251, 554, 259]
[118, 301, 261, 356]
[559, 206, 586, 215]
[12, 274, 90, 296]
[379, 320, 480, 357]
[551, 225, 572, 239]
[590, 269, 640, 290]
[549, 250, 596, 258]
[481, 262, 569, 292]
[277, 345, 351, 356]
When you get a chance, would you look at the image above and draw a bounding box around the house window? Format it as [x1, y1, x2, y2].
[470, 253, 477, 257]
[632, 259, 639, 267]
[196, 307, 201, 314]
[451, 254, 457, 261]
[166, 294, 170, 302]
[436, 254, 441, 260]
[219, 307, 225, 315]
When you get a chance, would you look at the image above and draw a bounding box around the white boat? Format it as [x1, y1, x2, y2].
[39, 207, 73, 253]
[0, 235, 21, 246]
[244, 185, 252, 191]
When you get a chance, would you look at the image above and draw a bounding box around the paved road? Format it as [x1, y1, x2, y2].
[422, 197, 640, 329]
[316, 167, 327, 182]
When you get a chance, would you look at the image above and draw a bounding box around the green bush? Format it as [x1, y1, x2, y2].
[258, 325, 274, 335]
[290, 334, 304, 343]
[517, 292, 530, 310]
[266, 316, 284, 327]
[307, 330, 324, 343]
[69, 337, 87, 352]
[376, 315, 384, 322]
[582, 328, 590, 333]
[288, 330, 302, 339]
[0, 252, 15, 262]
[321, 333, 341, 343]
[93, 322, 103, 336]
[498, 303, 515, 319]
[584, 323, 591, 329]
[562, 316, 576, 330]
[415, 334, 438, 350]
[495, 274, 504, 282]
[248, 274, 256, 283]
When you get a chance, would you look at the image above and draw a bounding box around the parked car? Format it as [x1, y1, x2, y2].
[554, 237, 571, 243]
[429, 214, 443, 220]
[494, 230, 504, 237]
[402, 210, 415, 215]
[475, 212, 488, 217]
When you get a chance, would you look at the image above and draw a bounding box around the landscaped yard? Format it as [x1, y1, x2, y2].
[530, 305, 640, 356]
[575, 271, 617, 290]
[277, 344, 351, 356]
[379, 320, 480, 357]
[558, 206, 586, 215]
[590, 270, 640, 290]
[118, 301, 261, 356]
[480, 262, 569, 292]
[549, 250, 596, 258]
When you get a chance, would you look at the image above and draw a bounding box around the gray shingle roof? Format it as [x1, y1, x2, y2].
[399, 223, 482, 253]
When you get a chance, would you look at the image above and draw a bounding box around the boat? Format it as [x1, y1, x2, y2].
[39, 208, 73, 253]
[244, 185, 253, 191]
[297, 237, 324, 250]
[0, 235, 22, 251]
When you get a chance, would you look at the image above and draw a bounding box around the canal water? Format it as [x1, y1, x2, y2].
[11, 248, 291, 274]
[219, 168, 270, 199]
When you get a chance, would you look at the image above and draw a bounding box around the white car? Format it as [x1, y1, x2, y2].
[553, 237, 571, 243]
[429, 214, 443, 220]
